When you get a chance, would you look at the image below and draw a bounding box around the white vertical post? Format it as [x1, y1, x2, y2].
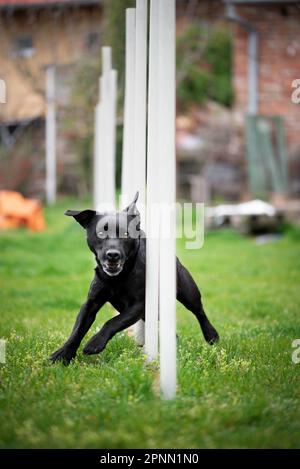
[131, 0, 148, 345]
[101, 48, 111, 209]
[132, 0, 147, 226]
[121, 8, 136, 209]
[145, 0, 160, 360]
[158, 0, 176, 399]
[46, 65, 57, 205]
[102, 46, 112, 76]
[94, 76, 108, 211]
[107, 68, 117, 208]
[94, 100, 103, 210]
[94, 47, 116, 211]
[122, 7, 145, 345]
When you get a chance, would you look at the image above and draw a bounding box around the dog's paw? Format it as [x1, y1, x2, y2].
[204, 326, 219, 345]
[83, 337, 106, 355]
[50, 345, 76, 365]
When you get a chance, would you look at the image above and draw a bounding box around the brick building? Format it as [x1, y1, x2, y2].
[178, 0, 300, 201]
[226, 0, 300, 196]
[0, 0, 102, 123]
[0, 0, 103, 197]
[230, 0, 299, 146]
[1, 0, 299, 201]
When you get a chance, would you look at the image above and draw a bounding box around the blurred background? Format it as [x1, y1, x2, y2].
[0, 0, 299, 223]
[1, 1, 300, 449]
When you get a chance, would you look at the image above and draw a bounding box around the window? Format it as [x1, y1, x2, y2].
[13, 35, 35, 58]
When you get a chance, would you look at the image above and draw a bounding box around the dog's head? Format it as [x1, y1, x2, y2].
[65, 192, 141, 277]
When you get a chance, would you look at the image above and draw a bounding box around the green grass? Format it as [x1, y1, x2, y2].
[0, 198, 300, 449]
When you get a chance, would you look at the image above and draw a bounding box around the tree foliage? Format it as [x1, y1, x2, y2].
[177, 24, 233, 110]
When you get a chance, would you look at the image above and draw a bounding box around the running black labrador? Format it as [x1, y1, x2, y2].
[51, 193, 219, 365]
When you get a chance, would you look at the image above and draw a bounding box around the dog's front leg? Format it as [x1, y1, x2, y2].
[83, 303, 143, 355]
[51, 276, 107, 364]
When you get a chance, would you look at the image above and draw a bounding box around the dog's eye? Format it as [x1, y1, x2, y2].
[97, 230, 108, 239]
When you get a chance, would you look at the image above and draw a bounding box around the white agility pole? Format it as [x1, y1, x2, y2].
[121, 8, 136, 209]
[102, 46, 112, 77]
[157, 0, 177, 399]
[131, 0, 148, 345]
[102, 47, 116, 210]
[132, 0, 147, 226]
[94, 47, 117, 211]
[94, 100, 103, 210]
[106, 68, 117, 209]
[145, 0, 160, 360]
[122, 7, 144, 344]
[45, 65, 57, 205]
[120, 0, 177, 395]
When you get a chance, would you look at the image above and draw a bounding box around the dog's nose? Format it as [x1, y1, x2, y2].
[106, 249, 121, 261]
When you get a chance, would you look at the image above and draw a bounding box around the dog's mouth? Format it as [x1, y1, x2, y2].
[102, 261, 123, 277]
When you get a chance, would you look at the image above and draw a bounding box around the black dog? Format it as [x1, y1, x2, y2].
[51, 193, 219, 365]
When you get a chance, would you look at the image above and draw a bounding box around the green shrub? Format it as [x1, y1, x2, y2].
[177, 24, 233, 109]
[178, 66, 210, 105]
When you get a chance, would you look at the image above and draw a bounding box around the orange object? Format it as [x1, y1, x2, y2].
[0, 191, 46, 232]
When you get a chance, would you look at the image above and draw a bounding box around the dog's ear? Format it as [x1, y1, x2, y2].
[123, 191, 139, 216]
[122, 192, 140, 232]
[65, 209, 96, 229]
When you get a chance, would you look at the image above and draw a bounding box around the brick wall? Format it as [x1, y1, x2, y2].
[233, 4, 300, 156]
[0, 4, 103, 123]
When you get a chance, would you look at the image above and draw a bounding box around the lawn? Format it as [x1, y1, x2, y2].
[0, 198, 300, 449]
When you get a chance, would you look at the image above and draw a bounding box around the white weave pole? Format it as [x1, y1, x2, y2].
[94, 47, 116, 211]
[145, 0, 160, 360]
[102, 46, 112, 77]
[132, 0, 147, 226]
[158, 0, 177, 399]
[93, 101, 102, 209]
[94, 49, 110, 210]
[121, 8, 136, 209]
[131, 0, 148, 345]
[107, 68, 117, 209]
